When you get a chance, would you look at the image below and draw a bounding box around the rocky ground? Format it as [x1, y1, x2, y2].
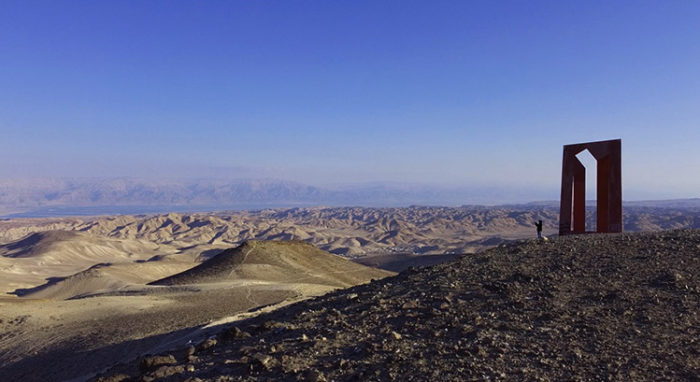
[97, 229, 699, 381]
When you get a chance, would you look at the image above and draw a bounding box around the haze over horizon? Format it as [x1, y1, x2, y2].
[2, 1, 699, 202]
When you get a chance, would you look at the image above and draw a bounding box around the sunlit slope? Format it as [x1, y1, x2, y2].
[0, 230, 193, 297]
[12, 261, 194, 299]
[151, 240, 395, 287]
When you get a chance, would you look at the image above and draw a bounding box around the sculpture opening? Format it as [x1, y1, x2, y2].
[574, 149, 597, 231]
[559, 139, 622, 235]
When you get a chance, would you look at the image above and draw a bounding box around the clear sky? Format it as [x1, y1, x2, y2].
[1, 1, 699, 200]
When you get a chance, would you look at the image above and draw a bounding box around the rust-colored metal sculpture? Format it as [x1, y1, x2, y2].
[559, 139, 622, 235]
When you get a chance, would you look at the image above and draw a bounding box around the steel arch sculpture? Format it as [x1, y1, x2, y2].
[559, 139, 622, 235]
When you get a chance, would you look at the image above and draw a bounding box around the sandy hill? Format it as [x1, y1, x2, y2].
[151, 240, 394, 288]
[0, 230, 195, 297]
[98, 229, 699, 381]
[0, 230, 161, 260]
[1, 230, 94, 258]
[12, 261, 194, 300]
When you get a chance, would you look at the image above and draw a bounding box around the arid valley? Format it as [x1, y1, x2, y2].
[0, 204, 698, 380]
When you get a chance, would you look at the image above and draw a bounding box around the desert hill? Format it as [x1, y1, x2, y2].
[0, 241, 394, 381]
[152, 240, 393, 287]
[12, 261, 198, 300]
[97, 229, 699, 381]
[0, 230, 201, 297]
[0, 230, 158, 259]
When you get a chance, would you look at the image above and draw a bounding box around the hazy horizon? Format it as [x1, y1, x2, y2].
[1, 176, 698, 219]
[2, 2, 699, 200]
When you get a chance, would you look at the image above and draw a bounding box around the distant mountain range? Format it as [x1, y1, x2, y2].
[0, 177, 551, 217]
[0, 177, 697, 217]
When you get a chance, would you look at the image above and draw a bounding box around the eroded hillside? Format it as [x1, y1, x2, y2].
[2, 206, 697, 260]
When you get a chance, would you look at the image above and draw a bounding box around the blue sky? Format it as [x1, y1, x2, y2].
[1, 1, 699, 200]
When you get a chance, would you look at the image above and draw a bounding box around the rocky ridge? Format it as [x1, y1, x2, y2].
[97, 229, 699, 381]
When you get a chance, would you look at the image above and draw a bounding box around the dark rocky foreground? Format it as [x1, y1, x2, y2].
[98, 230, 699, 381]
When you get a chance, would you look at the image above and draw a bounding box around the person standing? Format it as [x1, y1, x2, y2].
[535, 220, 543, 239]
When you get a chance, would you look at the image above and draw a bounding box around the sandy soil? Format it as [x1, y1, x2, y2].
[0, 241, 394, 382]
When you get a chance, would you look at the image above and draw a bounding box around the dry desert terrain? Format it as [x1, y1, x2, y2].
[0, 205, 698, 381]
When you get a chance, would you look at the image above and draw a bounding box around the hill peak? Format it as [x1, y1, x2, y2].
[151, 240, 393, 287]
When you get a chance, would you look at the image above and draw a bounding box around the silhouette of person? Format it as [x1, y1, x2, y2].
[535, 220, 543, 239]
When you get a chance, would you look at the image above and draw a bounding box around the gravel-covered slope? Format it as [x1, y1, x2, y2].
[98, 230, 699, 381]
